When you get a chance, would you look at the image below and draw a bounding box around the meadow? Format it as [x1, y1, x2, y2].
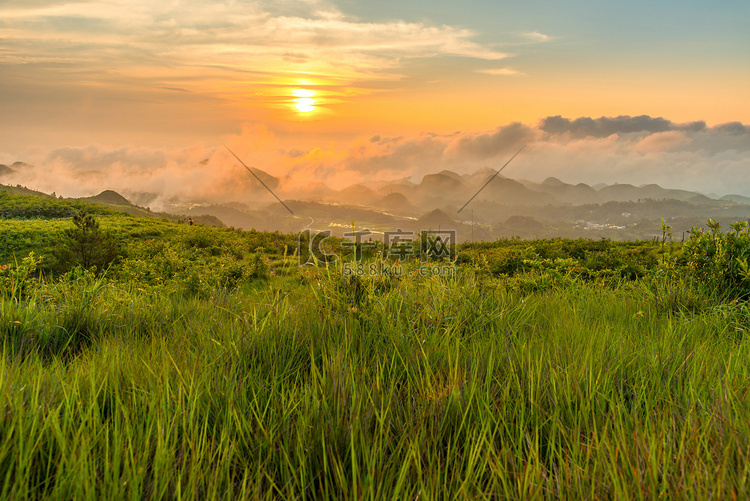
[2, 191, 750, 499]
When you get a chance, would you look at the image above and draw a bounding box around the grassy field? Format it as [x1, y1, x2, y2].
[2, 192, 750, 499]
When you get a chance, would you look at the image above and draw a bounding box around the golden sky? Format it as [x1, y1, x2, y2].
[1, 0, 749, 199]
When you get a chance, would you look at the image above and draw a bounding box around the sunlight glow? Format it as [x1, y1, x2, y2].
[294, 98, 316, 113]
[292, 88, 316, 98]
[292, 88, 317, 112]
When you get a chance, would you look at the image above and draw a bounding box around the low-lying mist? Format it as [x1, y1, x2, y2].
[2, 116, 749, 215]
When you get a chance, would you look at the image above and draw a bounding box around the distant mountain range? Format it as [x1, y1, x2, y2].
[3, 161, 750, 242]
[269, 166, 737, 210]
[160, 166, 750, 241]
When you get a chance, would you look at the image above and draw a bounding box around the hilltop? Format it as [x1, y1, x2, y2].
[0, 183, 55, 199]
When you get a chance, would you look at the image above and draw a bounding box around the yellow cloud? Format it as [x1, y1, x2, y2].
[477, 68, 526, 76]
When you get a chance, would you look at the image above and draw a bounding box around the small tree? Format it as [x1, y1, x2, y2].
[57, 210, 118, 273]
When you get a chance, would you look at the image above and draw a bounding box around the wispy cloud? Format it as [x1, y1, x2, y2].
[0, 0, 511, 111]
[477, 68, 525, 76]
[522, 31, 551, 43]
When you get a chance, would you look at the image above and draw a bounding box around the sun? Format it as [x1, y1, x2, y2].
[292, 88, 316, 113]
[294, 98, 315, 113]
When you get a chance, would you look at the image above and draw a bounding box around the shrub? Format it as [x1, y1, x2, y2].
[55, 210, 119, 274]
[249, 248, 270, 280]
[683, 219, 750, 299]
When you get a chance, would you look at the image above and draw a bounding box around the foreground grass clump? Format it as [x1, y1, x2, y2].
[2, 265, 750, 499]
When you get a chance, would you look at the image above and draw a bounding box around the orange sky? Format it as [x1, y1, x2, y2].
[1, 0, 749, 199]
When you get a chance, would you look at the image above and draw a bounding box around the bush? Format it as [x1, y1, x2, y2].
[249, 248, 270, 280]
[55, 210, 119, 274]
[683, 219, 750, 299]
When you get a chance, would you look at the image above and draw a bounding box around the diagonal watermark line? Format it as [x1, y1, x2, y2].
[224, 145, 294, 215]
[457, 144, 526, 214]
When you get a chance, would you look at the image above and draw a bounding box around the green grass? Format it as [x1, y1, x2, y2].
[2, 191, 750, 498]
[2, 266, 750, 499]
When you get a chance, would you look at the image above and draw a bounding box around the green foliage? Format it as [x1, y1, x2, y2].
[2, 262, 750, 498]
[683, 219, 750, 299]
[55, 210, 119, 273]
[0, 252, 42, 300]
[464, 238, 658, 286]
[6, 195, 750, 497]
[115, 233, 272, 298]
[661, 217, 673, 243]
[249, 247, 270, 280]
[0, 190, 113, 220]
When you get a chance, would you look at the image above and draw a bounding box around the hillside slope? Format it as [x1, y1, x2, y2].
[0, 185, 224, 227]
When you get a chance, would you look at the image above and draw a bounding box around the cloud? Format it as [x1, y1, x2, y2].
[539, 115, 711, 138]
[5, 115, 750, 206]
[0, 0, 511, 110]
[633, 131, 691, 154]
[522, 31, 551, 43]
[284, 116, 750, 196]
[477, 68, 525, 76]
[540, 115, 671, 137]
[714, 122, 748, 135]
[445, 123, 536, 160]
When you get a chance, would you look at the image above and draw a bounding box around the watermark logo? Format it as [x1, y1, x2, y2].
[341, 261, 458, 278]
[298, 229, 338, 266]
[298, 227, 458, 276]
[380, 229, 456, 261]
[342, 229, 378, 261]
[383, 228, 415, 260]
[419, 230, 456, 260]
